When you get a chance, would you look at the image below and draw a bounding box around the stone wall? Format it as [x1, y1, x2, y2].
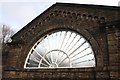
[106, 21, 120, 79]
[2, 3, 120, 80]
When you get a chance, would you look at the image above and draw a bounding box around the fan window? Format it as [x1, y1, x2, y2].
[24, 30, 95, 69]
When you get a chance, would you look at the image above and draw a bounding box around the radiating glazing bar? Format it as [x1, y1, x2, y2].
[66, 36, 82, 54]
[73, 58, 95, 65]
[33, 48, 51, 66]
[58, 32, 76, 63]
[46, 54, 52, 64]
[71, 52, 92, 62]
[55, 31, 68, 63]
[70, 46, 90, 59]
[40, 62, 49, 67]
[62, 31, 72, 51]
[58, 40, 87, 65]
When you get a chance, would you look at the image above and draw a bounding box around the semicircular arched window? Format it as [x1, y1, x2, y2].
[24, 30, 96, 69]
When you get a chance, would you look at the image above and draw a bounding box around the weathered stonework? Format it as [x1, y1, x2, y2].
[2, 3, 120, 80]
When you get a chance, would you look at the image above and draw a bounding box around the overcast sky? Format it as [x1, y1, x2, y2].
[0, 0, 120, 33]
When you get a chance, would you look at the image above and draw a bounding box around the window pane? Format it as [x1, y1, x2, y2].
[24, 30, 96, 69]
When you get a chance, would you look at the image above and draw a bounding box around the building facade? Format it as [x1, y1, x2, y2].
[2, 3, 120, 80]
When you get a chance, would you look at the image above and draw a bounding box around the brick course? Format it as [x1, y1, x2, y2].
[2, 3, 120, 80]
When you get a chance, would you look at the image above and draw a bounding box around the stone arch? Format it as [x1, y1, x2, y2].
[2, 3, 120, 79]
[17, 24, 102, 70]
